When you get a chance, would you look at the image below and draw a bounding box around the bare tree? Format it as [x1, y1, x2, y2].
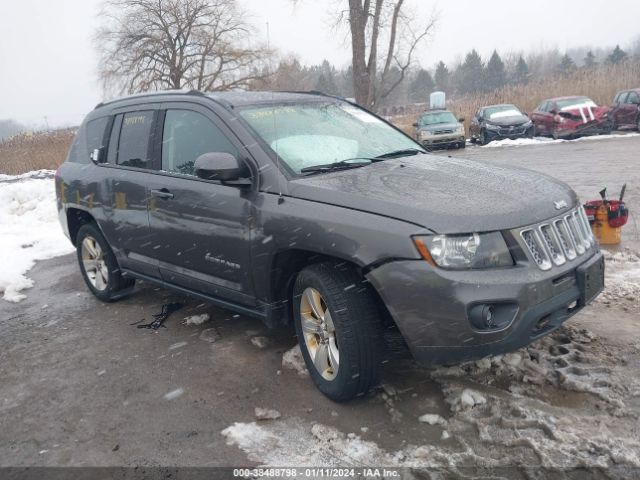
[96, 0, 270, 95]
[343, 1, 437, 110]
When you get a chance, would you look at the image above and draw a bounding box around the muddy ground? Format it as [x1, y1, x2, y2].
[1, 136, 639, 477]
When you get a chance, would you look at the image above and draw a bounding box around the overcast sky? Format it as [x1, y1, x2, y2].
[1, 0, 638, 127]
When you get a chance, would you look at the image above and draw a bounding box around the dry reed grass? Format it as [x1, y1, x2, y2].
[0, 129, 76, 175]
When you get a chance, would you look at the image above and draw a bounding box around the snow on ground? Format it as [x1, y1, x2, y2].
[0, 172, 74, 302]
[481, 133, 640, 148]
[227, 326, 640, 474]
[597, 249, 640, 305]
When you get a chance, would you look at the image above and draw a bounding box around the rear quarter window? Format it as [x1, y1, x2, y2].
[67, 116, 108, 164]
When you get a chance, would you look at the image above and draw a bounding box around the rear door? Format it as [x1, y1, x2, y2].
[99, 107, 161, 279]
[531, 101, 551, 134]
[622, 91, 639, 127]
[145, 102, 257, 306]
[611, 91, 628, 127]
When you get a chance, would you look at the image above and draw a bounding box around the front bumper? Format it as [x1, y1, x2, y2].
[366, 250, 604, 365]
[421, 135, 465, 148]
[485, 125, 534, 141]
[555, 120, 609, 138]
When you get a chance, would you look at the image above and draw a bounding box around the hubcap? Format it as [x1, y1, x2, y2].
[81, 236, 108, 291]
[300, 287, 339, 380]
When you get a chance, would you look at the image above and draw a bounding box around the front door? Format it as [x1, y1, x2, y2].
[146, 103, 256, 306]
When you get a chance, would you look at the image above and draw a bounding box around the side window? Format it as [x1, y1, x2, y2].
[116, 111, 155, 169]
[537, 102, 547, 112]
[626, 92, 638, 104]
[617, 92, 628, 104]
[85, 117, 109, 162]
[161, 109, 238, 176]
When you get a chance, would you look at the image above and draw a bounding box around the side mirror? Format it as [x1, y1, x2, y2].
[194, 152, 251, 184]
[412, 122, 419, 128]
[549, 109, 557, 115]
[90, 147, 106, 164]
[458, 117, 465, 122]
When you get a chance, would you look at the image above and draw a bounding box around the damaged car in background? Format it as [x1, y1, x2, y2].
[56, 90, 604, 402]
[530, 96, 612, 139]
[469, 103, 534, 145]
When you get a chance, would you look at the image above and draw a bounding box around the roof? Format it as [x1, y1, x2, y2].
[482, 103, 517, 109]
[545, 95, 590, 102]
[95, 90, 340, 110]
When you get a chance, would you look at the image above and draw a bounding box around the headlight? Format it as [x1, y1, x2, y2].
[420, 130, 433, 139]
[456, 125, 465, 134]
[413, 232, 514, 269]
[485, 123, 500, 130]
[523, 120, 533, 127]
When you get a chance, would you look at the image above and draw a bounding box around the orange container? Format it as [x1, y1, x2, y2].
[591, 204, 622, 245]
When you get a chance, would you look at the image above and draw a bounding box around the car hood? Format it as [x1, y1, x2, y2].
[288, 154, 577, 234]
[419, 122, 460, 132]
[485, 114, 530, 126]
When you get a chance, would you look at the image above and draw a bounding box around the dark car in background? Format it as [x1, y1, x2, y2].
[530, 96, 612, 139]
[55, 90, 603, 401]
[610, 88, 640, 131]
[413, 109, 465, 149]
[469, 104, 534, 145]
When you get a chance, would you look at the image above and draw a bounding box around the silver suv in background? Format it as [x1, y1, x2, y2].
[413, 109, 466, 149]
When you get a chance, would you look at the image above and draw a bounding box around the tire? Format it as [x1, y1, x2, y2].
[479, 129, 489, 145]
[458, 141, 466, 149]
[293, 262, 383, 401]
[552, 128, 560, 140]
[76, 223, 134, 302]
[636, 117, 640, 132]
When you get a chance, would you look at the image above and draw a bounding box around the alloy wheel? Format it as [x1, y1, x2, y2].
[300, 287, 339, 380]
[81, 235, 109, 291]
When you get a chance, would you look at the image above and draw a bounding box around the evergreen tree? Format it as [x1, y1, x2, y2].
[434, 61, 450, 92]
[485, 50, 507, 91]
[608, 45, 627, 64]
[583, 50, 597, 68]
[557, 54, 577, 75]
[456, 50, 484, 94]
[512, 56, 529, 84]
[408, 69, 435, 103]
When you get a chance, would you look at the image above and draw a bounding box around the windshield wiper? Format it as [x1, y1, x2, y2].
[300, 159, 372, 175]
[373, 148, 425, 160]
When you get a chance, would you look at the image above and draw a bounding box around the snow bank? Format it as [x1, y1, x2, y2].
[481, 132, 640, 148]
[0, 175, 74, 302]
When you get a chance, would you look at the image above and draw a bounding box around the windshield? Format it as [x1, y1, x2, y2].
[239, 102, 420, 174]
[485, 105, 522, 119]
[557, 97, 596, 110]
[419, 111, 457, 125]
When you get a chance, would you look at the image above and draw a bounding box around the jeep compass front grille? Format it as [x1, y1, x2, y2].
[518, 206, 595, 271]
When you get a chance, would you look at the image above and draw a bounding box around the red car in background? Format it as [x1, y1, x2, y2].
[610, 88, 640, 131]
[530, 96, 612, 139]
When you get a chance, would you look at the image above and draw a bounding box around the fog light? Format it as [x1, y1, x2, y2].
[469, 304, 496, 330]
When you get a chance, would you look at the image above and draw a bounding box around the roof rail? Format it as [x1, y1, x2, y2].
[94, 89, 205, 110]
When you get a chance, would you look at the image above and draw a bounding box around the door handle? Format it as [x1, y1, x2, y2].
[150, 188, 174, 200]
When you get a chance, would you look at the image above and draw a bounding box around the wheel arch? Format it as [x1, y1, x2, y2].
[267, 248, 394, 330]
[66, 207, 97, 245]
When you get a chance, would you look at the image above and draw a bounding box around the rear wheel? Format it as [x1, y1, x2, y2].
[293, 263, 383, 401]
[76, 223, 134, 302]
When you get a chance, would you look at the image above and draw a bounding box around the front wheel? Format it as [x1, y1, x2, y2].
[76, 223, 134, 302]
[293, 263, 383, 401]
[479, 130, 489, 145]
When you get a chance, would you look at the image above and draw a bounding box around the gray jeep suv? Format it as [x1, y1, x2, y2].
[56, 90, 604, 401]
